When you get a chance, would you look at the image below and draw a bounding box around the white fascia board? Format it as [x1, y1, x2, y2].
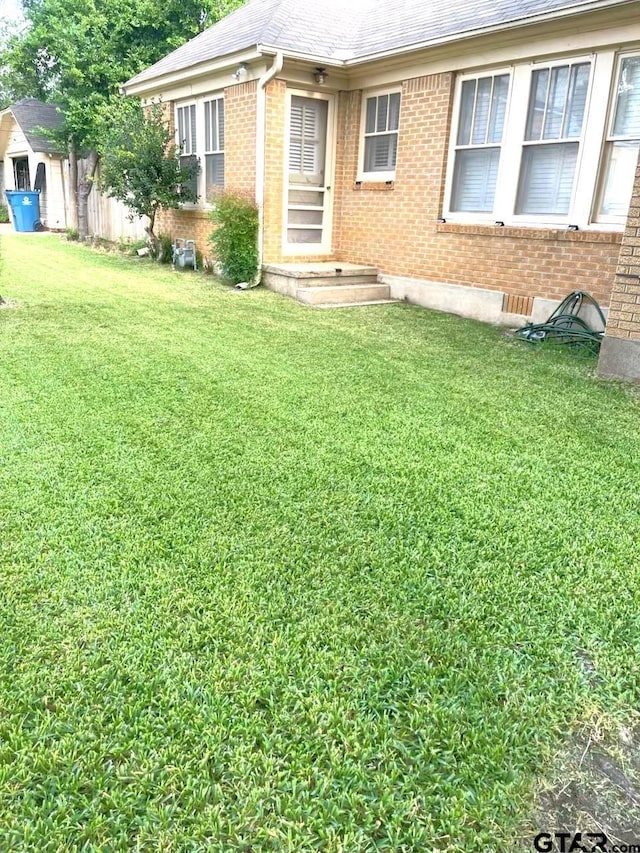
[349, 18, 640, 89]
[344, 0, 639, 65]
[257, 44, 352, 66]
[123, 48, 265, 97]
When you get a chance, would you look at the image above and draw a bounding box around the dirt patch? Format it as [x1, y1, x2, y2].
[515, 646, 640, 850]
[517, 678, 640, 851]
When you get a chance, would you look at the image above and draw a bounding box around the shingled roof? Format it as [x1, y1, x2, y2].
[126, 0, 621, 87]
[4, 99, 65, 154]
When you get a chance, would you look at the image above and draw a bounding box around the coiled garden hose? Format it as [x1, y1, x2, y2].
[513, 290, 606, 353]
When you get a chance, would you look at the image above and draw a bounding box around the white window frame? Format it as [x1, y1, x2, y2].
[175, 92, 225, 207]
[445, 67, 513, 218]
[203, 96, 225, 200]
[357, 87, 402, 182]
[176, 102, 197, 156]
[443, 50, 630, 231]
[594, 50, 640, 226]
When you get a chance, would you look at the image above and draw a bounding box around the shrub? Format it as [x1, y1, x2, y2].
[65, 227, 79, 241]
[117, 237, 149, 256]
[209, 193, 259, 285]
[91, 236, 114, 251]
[156, 233, 173, 264]
[0, 205, 9, 224]
[100, 99, 198, 256]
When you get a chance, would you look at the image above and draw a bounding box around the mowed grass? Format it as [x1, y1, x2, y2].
[0, 234, 639, 851]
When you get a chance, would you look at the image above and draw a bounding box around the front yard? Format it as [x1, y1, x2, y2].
[0, 234, 639, 851]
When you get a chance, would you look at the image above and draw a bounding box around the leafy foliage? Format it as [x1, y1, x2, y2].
[99, 99, 198, 250]
[2, 0, 243, 138]
[156, 232, 174, 264]
[0, 0, 243, 233]
[209, 192, 259, 284]
[0, 204, 9, 224]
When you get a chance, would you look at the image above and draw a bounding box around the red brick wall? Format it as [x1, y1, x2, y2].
[333, 73, 621, 307]
[152, 69, 623, 302]
[225, 80, 257, 196]
[262, 79, 338, 265]
[155, 207, 212, 252]
[262, 78, 287, 265]
[602, 159, 640, 339]
[333, 75, 454, 270]
[431, 225, 620, 307]
[156, 78, 334, 265]
[155, 80, 258, 259]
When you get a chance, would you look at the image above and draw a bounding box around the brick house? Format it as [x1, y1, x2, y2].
[124, 0, 640, 380]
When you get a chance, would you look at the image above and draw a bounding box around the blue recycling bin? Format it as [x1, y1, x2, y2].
[5, 191, 41, 232]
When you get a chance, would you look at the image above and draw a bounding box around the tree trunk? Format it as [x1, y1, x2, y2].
[77, 150, 99, 240]
[68, 146, 79, 231]
[146, 206, 160, 259]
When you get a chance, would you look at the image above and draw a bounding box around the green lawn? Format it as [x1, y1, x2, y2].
[0, 234, 639, 851]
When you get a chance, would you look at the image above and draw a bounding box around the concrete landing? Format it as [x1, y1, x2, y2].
[262, 262, 397, 307]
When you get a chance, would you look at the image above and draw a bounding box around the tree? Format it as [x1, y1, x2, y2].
[99, 99, 198, 255]
[0, 0, 242, 236]
[0, 0, 26, 109]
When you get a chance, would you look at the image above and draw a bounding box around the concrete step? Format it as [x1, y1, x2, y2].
[296, 282, 392, 306]
[311, 299, 399, 309]
[263, 262, 378, 280]
[262, 262, 380, 298]
[292, 274, 379, 287]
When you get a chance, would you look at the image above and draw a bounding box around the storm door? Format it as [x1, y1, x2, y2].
[285, 93, 334, 252]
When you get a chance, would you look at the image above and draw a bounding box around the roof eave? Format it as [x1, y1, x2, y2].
[124, 47, 266, 96]
[344, 0, 640, 65]
[257, 43, 353, 65]
[123, 0, 640, 96]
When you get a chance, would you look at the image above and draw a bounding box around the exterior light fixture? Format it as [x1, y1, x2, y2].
[232, 63, 248, 81]
[314, 67, 328, 85]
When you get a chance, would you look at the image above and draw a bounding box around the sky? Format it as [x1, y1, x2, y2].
[1, 0, 25, 28]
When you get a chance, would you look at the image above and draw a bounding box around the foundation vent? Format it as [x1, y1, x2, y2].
[502, 294, 533, 316]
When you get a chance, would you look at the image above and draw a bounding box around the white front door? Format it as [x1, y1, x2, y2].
[284, 91, 335, 254]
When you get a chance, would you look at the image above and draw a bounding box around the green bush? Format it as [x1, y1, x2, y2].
[64, 227, 79, 241]
[0, 205, 9, 224]
[209, 193, 259, 285]
[156, 233, 173, 264]
[116, 237, 149, 256]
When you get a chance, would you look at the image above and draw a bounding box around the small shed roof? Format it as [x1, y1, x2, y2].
[1, 98, 65, 154]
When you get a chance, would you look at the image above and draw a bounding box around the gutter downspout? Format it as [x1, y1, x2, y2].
[246, 50, 283, 288]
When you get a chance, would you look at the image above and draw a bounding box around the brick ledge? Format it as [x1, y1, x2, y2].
[353, 181, 395, 192]
[436, 222, 622, 244]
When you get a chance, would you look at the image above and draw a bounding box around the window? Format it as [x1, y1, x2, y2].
[516, 62, 590, 215]
[13, 157, 30, 191]
[176, 103, 196, 155]
[176, 103, 198, 200]
[597, 54, 640, 222]
[360, 91, 401, 179]
[451, 74, 509, 212]
[445, 51, 639, 229]
[204, 97, 224, 198]
[175, 94, 224, 204]
[289, 95, 327, 185]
